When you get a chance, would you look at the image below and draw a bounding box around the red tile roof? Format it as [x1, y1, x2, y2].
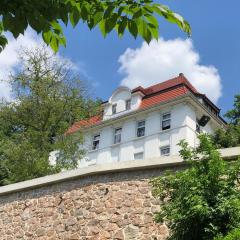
[139, 85, 189, 109]
[132, 73, 199, 95]
[66, 74, 219, 134]
[66, 115, 102, 135]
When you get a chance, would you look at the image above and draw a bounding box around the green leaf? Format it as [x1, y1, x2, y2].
[146, 15, 158, 28]
[153, 4, 191, 36]
[128, 20, 138, 39]
[42, 30, 52, 44]
[69, 9, 80, 27]
[104, 5, 115, 19]
[59, 36, 66, 47]
[105, 14, 118, 33]
[0, 34, 8, 53]
[148, 23, 159, 40]
[98, 20, 106, 37]
[117, 17, 127, 36]
[50, 36, 59, 52]
[132, 9, 142, 19]
[137, 19, 152, 44]
[81, 5, 89, 21]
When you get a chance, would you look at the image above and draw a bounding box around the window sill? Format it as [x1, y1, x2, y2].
[160, 128, 171, 133]
[111, 142, 121, 147]
[133, 135, 145, 141]
[88, 149, 99, 153]
[87, 161, 97, 166]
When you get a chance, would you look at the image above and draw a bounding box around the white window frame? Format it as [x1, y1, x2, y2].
[162, 112, 171, 131]
[112, 104, 117, 114]
[114, 127, 122, 144]
[136, 120, 145, 138]
[125, 99, 131, 110]
[92, 134, 100, 150]
[160, 145, 170, 156]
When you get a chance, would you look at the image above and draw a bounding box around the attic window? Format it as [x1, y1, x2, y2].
[112, 104, 117, 114]
[125, 99, 131, 110]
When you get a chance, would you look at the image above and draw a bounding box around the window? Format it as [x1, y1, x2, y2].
[114, 128, 122, 144]
[137, 120, 145, 137]
[125, 99, 131, 110]
[92, 134, 100, 150]
[162, 113, 171, 130]
[160, 146, 170, 156]
[112, 104, 117, 114]
[196, 122, 201, 133]
[134, 152, 144, 160]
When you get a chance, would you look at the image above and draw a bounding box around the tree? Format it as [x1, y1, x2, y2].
[151, 134, 240, 240]
[0, 0, 191, 52]
[0, 47, 100, 184]
[225, 95, 240, 126]
[213, 95, 240, 148]
[215, 228, 240, 240]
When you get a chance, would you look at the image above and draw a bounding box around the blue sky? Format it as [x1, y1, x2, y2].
[59, 0, 240, 115]
[0, 0, 239, 116]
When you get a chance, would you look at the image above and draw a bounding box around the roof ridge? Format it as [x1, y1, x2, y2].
[133, 73, 200, 96]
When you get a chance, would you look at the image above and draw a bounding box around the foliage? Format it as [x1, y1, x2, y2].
[213, 126, 240, 148]
[213, 95, 240, 148]
[0, 0, 191, 52]
[214, 228, 240, 240]
[151, 134, 240, 240]
[225, 95, 240, 126]
[0, 47, 100, 184]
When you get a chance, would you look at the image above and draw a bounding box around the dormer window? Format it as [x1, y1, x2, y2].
[112, 104, 117, 114]
[125, 99, 131, 110]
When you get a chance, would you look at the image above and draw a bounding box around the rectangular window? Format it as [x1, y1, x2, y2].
[125, 99, 131, 110]
[196, 123, 201, 133]
[137, 120, 145, 137]
[92, 134, 100, 150]
[162, 113, 171, 130]
[114, 128, 122, 144]
[134, 152, 144, 160]
[112, 104, 117, 114]
[160, 146, 170, 156]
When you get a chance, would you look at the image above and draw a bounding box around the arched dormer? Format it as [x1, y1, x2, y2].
[103, 86, 143, 120]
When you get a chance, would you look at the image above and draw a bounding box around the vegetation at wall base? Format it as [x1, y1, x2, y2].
[214, 228, 240, 240]
[151, 134, 240, 240]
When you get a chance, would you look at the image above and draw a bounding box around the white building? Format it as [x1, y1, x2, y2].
[67, 74, 226, 167]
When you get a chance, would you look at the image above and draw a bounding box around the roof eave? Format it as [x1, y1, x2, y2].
[80, 93, 226, 132]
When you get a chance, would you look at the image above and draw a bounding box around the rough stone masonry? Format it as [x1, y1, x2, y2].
[0, 168, 170, 240]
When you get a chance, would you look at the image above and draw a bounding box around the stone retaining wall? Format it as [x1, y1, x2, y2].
[0, 168, 170, 240]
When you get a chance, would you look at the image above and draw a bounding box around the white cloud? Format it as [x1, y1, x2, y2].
[0, 30, 42, 100]
[0, 29, 83, 101]
[118, 38, 222, 103]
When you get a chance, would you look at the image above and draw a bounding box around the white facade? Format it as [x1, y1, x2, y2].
[78, 86, 224, 168]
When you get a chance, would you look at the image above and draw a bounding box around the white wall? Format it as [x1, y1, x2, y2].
[80, 102, 217, 167]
